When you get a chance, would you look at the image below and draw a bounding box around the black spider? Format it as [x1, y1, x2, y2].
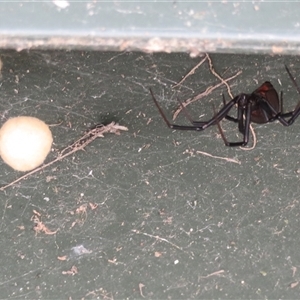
[150, 66, 300, 146]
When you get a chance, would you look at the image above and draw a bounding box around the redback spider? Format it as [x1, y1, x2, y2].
[150, 65, 300, 147]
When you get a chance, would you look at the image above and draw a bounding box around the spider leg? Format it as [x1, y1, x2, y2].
[222, 94, 239, 123]
[212, 104, 230, 146]
[193, 96, 240, 129]
[253, 95, 300, 126]
[237, 104, 246, 134]
[176, 97, 207, 127]
[150, 88, 205, 130]
[272, 66, 300, 125]
[280, 91, 283, 114]
[276, 103, 300, 125]
[285, 65, 300, 95]
[265, 90, 286, 122]
[272, 91, 295, 119]
[230, 102, 251, 146]
[216, 101, 251, 147]
[150, 88, 239, 131]
[222, 94, 246, 133]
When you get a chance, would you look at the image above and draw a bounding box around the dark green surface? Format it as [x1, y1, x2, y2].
[1, 2, 300, 54]
[1, 51, 300, 299]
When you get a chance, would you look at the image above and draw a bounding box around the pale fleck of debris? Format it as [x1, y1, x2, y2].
[138, 144, 150, 152]
[278, 78, 282, 86]
[154, 251, 162, 257]
[17, 252, 25, 259]
[108, 258, 118, 264]
[57, 255, 67, 261]
[71, 245, 92, 256]
[89, 202, 98, 210]
[33, 210, 41, 217]
[62, 265, 78, 276]
[43, 197, 50, 202]
[272, 46, 283, 54]
[76, 204, 87, 214]
[260, 270, 267, 276]
[290, 281, 299, 288]
[139, 283, 146, 298]
[46, 176, 56, 182]
[53, 0, 69, 9]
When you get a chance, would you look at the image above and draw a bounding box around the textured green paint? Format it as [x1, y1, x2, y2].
[0, 50, 300, 298]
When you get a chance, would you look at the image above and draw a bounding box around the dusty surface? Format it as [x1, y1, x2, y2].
[0, 50, 300, 299]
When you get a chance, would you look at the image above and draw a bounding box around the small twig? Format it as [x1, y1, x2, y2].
[196, 150, 241, 164]
[199, 269, 225, 279]
[131, 229, 191, 256]
[172, 55, 207, 88]
[206, 53, 234, 99]
[48, 121, 63, 127]
[0, 122, 128, 191]
[172, 71, 242, 120]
